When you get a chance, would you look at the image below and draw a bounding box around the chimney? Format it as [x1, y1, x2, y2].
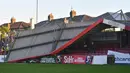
[64, 18, 69, 24]
[48, 13, 54, 21]
[70, 10, 76, 18]
[7, 23, 10, 30]
[30, 18, 35, 29]
[11, 17, 16, 24]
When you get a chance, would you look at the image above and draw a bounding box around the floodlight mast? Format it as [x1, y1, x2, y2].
[36, 0, 39, 23]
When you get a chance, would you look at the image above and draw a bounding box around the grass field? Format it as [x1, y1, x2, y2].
[0, 63, 130, 73]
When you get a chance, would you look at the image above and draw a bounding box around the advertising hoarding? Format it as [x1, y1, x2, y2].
[40, 56, 56, 63]
[108, 50, 130, 64]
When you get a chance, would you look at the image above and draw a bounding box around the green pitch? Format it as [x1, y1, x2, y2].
[0, 63, 129, 73]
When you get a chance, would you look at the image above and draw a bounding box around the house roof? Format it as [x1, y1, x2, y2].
[2, 22, 31, 30]
[35, 15, 93, 28]
[11, 22, 31, 29]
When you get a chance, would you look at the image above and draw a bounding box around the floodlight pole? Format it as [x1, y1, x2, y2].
[36, 0, 39, 23]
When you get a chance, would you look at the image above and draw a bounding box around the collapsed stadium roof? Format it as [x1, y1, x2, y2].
[7, 10, 130, 62]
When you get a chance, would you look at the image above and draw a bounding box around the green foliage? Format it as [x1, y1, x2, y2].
[0, 26, 10, 39]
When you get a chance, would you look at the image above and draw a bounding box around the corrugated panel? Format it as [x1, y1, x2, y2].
[13, 36, 34, 49]
[18, 21, 92, 38]
[33, 32, 55, 45]
[18, 30, 33, 37]
[56, 41, 68, 50]
[65, 21, 93, 28]
[8, 43, 53, 61]
[8, 48, 30, 61]
[26, 44, 53, 57]
[60, 28, 86, 40]
[34, 23, 60, 34]
[18, 22, 60, 37]
[13, 31, 60, 49]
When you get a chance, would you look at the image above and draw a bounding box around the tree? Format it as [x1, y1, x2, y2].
[0, 26, 10, 40]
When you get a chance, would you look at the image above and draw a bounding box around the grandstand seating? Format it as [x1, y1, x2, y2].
[65, 48, 130, 55]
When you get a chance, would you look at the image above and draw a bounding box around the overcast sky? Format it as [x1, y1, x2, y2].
[0, 0, 129, 24]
